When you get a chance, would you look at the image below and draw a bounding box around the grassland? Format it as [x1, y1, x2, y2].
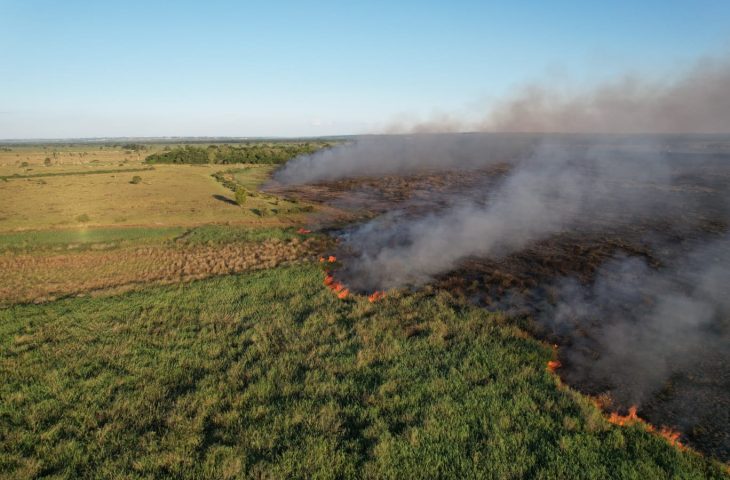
[0, 143, 727, 478]
[0, 145, 316, 231]
[1, 264, 726, 478]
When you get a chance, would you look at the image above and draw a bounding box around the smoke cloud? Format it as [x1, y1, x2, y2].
[336, 139, 694, 291]
[485, 59, 730, 134]
[547, 238, 730, 407]
[272, 133, 538, 184]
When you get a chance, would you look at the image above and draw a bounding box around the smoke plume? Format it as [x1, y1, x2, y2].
[335, 138, 699, 291]
[547, 238, 730, 406]
[485, 59, 730, 134]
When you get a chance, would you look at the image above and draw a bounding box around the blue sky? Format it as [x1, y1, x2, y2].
[1, 1, 729, 138]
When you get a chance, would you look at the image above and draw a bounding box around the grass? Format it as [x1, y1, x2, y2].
[0, 164, 312, 231]
[174, 225, 305, 246]
[0, 264, 726, 479]
[0, 225, 321, 305]
[0, 226, 184, 253]
[0, 167, 154, 181]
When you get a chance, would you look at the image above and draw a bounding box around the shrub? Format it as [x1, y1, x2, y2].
[235, 187, 248, 206]
[76, 214, 90, 223]
[130, 176, 142, 184]
[44, 158, 52, 166]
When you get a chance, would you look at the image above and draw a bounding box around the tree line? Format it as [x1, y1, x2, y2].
[144, 142, 331, 165]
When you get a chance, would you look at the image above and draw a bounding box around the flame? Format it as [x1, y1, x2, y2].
[547, 360, 561, 372]
[608, 406, 639, 426]
[658, 426, 684, 449]
[606, 406, 686, 450]
[320, 258, 349, 301]
[297, 228, 311, 234]
[368, 291, 386, 303]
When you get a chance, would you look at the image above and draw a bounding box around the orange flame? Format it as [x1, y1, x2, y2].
[328, 256, 337, 263]
[607, 405, 685, 449]
[608, 406, 639, 426]
[658, 426, 684, 449]
[547, 360, 562, 372]
[319, 257, 325, 263]
[368, 291, 386, 303]
[297, 228, 311, 234]
[337, 289, 349, 299]
[323, 275, 334, 286]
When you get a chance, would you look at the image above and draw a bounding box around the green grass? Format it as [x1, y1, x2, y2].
[0, 226, 185, 253]
[174, 225, 306, 246]
[0, 264, 725, 479]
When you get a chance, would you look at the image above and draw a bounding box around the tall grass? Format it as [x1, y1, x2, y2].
[0, 264, 725, 478]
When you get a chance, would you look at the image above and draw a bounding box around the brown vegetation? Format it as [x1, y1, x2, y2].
[0, 237, 319, 304]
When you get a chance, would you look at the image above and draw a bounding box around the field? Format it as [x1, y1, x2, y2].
[0, 143, 728, 478]
[0, 145, 313, 230]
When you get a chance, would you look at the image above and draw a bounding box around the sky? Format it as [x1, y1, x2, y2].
[1, 1, 729, 139]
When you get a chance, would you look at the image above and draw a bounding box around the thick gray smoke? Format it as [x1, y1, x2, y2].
[337, 140, 680, 291]
[273, 134, 538, 184]
[548, 238, 730, 407]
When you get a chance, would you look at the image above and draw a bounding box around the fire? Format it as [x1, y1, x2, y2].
[368, 291, 386, 303]
[297, 228, 312, 234]
[546, 360, 561, 372]
[606, 406, 686, 450]
[608, 406, 639, 427]
[323, 275, 334, 286]
[337, 288, 349, 299]
[328, 256, 337, 263]
[658, 426, 684, 449]
[319, 257, 325, 263]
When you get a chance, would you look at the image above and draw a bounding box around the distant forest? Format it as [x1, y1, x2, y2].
[144, 142, 331, 165]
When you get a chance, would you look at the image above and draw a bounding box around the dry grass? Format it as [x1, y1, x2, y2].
[0, 236, 319, 304]
[0, 146, 315, 231]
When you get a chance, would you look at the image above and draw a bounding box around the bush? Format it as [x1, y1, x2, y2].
[235, 187, 247, 206]
[130, 176, 142, 184]
[44, 158, 52, 166]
